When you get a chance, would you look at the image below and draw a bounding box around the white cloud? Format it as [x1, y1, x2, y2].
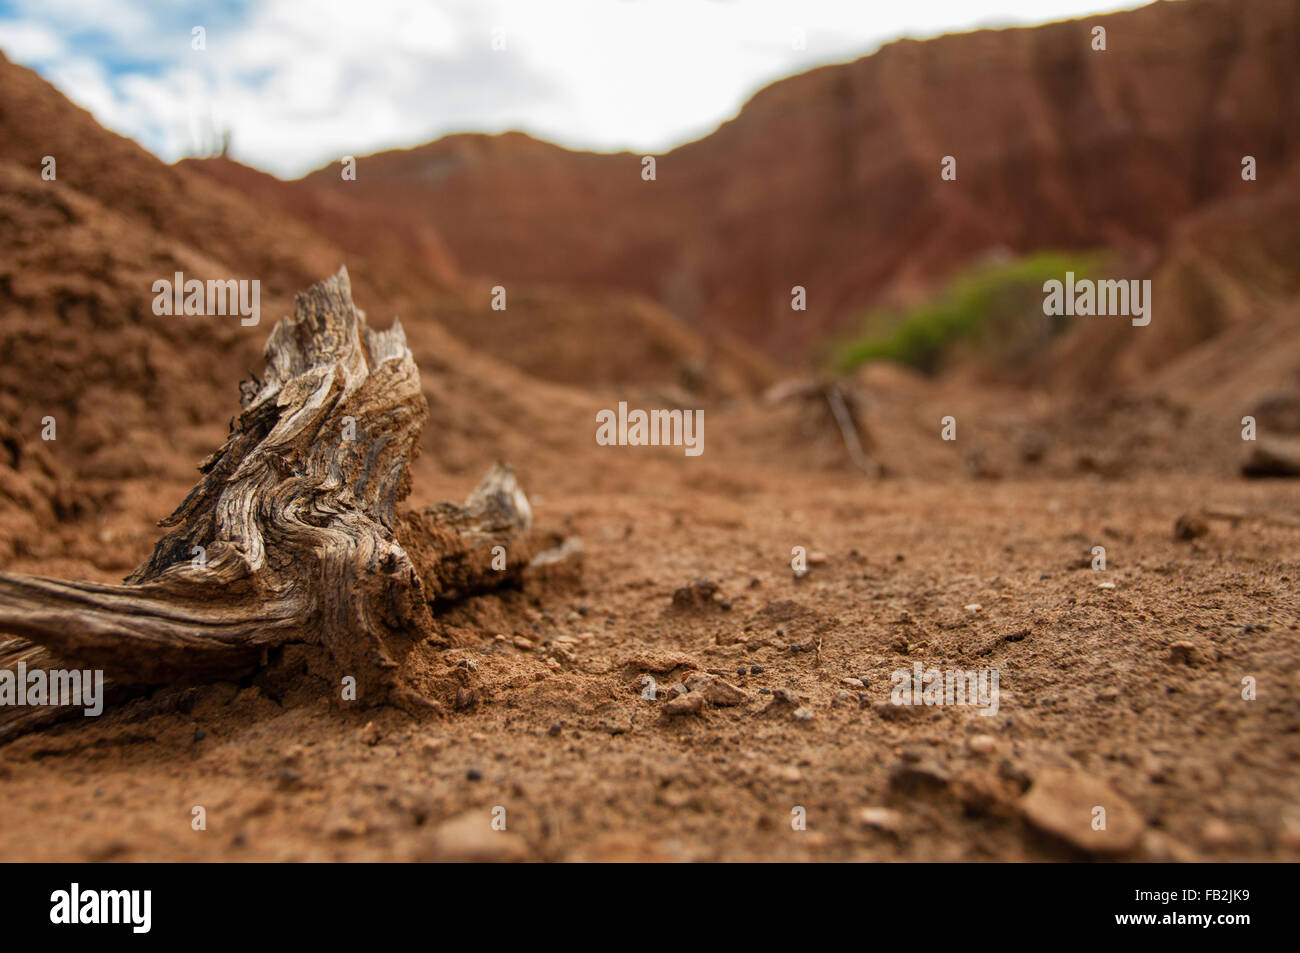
[0, 0, 1148, 177]
[0, 20, 63, 61]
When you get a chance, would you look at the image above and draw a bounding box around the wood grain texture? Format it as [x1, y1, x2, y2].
[0, 268, 541, 735]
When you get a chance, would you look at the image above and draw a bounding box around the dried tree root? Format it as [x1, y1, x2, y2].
[824, 383, 883, 477]
[764, 377, 883, 476]
[0, 268, 544, 735]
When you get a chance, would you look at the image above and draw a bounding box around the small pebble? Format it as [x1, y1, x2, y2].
[277, 768, 302, 789]
[1202, 819, 1237, 847]
[664, 692, 707, 716]
[466, 768, 483, 781]
[1174, 513, 1210, 541]
[1278, 819, 1300, 850]
[858, 806, 903, 833]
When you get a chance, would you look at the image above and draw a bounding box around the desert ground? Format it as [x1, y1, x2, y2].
[2, 0, 1300, 862]
[2, 377, 1299, 860]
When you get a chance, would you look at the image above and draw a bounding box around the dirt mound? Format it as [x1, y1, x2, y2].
[1037, 181, 1300, 395]
[415, 284, 776, 396]
[0, 53, 351, 308]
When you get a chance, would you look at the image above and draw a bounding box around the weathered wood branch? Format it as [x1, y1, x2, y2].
[764, 377, 883, 476]
[0, 268, 548, 729]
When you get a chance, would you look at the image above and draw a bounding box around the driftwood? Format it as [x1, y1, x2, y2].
[0, 268, 549, 736]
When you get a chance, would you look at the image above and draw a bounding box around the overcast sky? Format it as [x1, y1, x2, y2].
[0, 0, 1147, 178]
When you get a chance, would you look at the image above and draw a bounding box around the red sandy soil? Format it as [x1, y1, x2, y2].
[2, 0, 1300, 861]
[2, 456, 1299, 861]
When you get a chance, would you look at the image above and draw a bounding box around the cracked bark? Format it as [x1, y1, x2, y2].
[0, 268, 545, 737]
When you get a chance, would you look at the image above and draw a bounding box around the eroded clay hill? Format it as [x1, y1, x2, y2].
[186, 155, 776, 397]
[298, 0, 1300, 362]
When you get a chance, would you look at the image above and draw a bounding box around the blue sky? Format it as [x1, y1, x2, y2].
[0, 0, 1147, 178]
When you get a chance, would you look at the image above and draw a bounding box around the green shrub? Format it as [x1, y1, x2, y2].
[832, 252, 1107, 374]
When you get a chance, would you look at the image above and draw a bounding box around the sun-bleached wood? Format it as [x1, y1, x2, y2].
[0, 268, 538, 735]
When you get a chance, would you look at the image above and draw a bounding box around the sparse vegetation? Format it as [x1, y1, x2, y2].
[832, 252, 1108, 374]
